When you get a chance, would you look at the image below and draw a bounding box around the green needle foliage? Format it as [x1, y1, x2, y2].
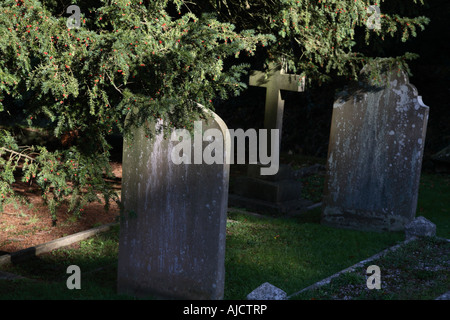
[0, 0, 429, 221]
[0, 0, 272, 220]
[203, 0, 430, 83]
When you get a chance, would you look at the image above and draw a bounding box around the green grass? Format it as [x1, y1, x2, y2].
[291, 237, 450, 300]
[417, 173, 450, 238]
[300, 173, 325, 203]
[224, 209, 403, 299]
[0, 172, 449, 300]
[0, 226, 128, 300]
[0, 210, 404, 300]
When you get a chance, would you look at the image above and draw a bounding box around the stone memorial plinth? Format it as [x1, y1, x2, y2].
[229, 163, 312, 215]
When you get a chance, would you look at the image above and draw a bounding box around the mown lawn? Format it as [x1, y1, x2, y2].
[0, 172, 448, 300]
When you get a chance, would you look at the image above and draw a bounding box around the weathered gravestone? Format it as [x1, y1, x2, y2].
[229, 62, 312, 215]
[322, 67, 429, 232]
[117, 108, 230, 300]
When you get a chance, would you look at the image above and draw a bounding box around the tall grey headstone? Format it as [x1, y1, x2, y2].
[117, 108, 230, 300]
[322, 68, 429, 232]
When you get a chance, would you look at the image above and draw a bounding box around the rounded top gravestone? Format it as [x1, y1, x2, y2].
[117, 106, 231, 300]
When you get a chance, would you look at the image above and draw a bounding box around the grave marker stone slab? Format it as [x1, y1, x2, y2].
[246, 282, 287, 300]
[322, 68, 429, 232]
[117, 108, 230, 300]
[405, 216, 436, 240]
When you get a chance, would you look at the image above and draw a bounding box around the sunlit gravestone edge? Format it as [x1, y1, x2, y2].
[117, 106, 230, 300]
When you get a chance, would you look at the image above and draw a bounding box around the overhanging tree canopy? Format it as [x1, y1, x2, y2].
[202, 0, 430, 83]
[0, 0, 429, 221]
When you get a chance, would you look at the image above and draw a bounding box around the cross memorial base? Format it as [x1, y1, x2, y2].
[229, 163, 313, 216]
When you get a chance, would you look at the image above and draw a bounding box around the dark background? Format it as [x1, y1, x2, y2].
[214, 1, 450, 170]
[2, 1, 449, 170]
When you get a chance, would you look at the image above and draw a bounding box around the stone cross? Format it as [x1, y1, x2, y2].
[228, 63, 308, 215]
[249, 62, 305, 150]
[322, 67, 429, 232]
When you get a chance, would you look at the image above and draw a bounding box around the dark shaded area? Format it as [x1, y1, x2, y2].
[1, 1, 448, 172]
[404, 3, 450, 162]
[215, 0, 450, 167]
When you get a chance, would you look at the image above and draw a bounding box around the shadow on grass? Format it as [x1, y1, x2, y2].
[224, 209, 404, 299]
[0, 226, 126, 300]
[1, 171, 449, 300]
